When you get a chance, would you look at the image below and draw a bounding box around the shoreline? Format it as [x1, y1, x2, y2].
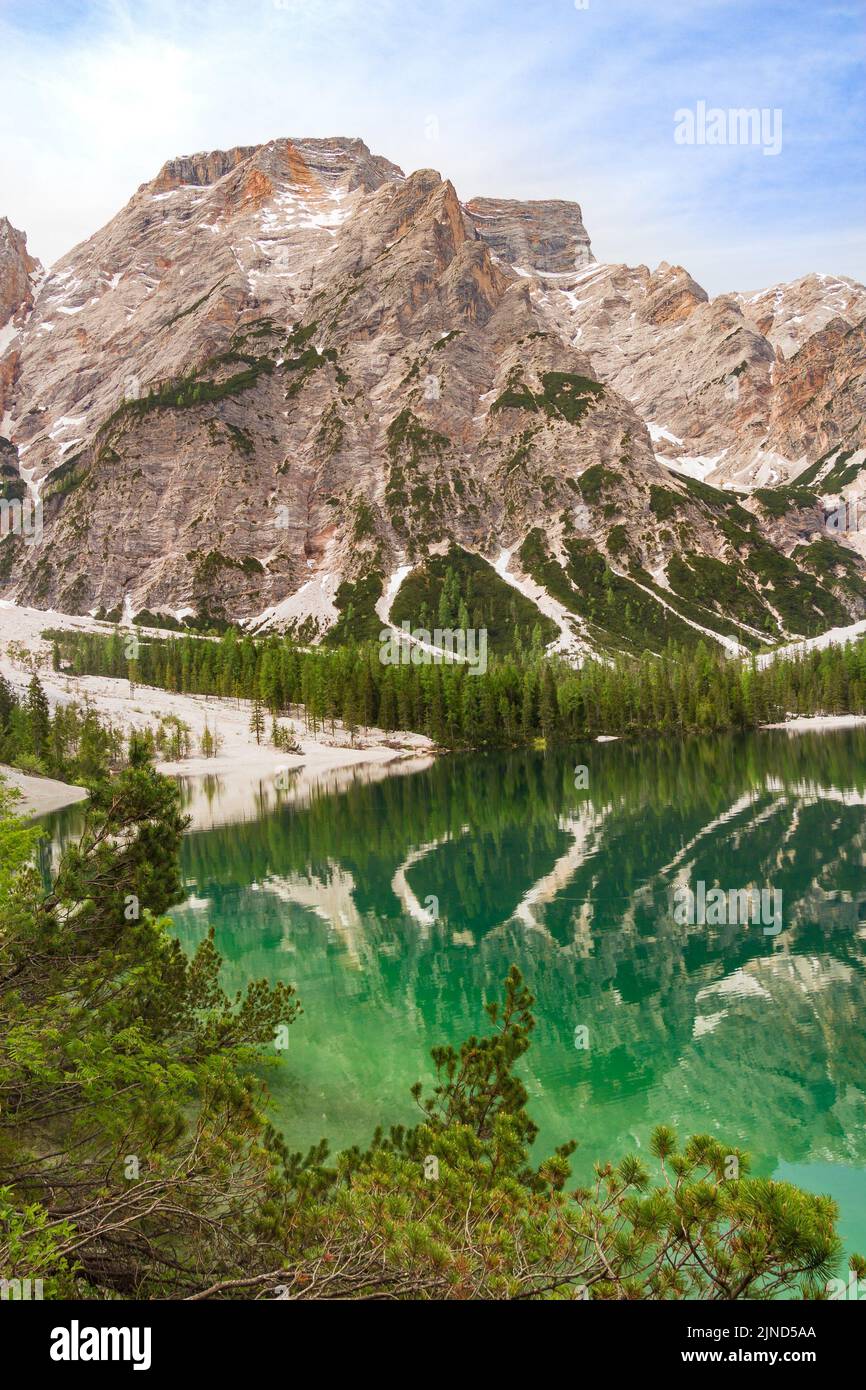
[0, 765, 89, 817]
[761, 714, 866, 733]
[0, 603, 435, 822]
[4, 606, 866, 815]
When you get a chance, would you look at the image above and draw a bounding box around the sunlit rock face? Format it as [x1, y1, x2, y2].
[464, 196, 594, 274]
[0, 217, 42, 422]
[0, 137, 864, 649]
[0, 217, 40, 330]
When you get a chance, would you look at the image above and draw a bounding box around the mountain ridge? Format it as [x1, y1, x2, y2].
[1, 135, 864, 658]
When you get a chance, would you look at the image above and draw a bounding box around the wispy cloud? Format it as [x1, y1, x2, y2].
[1, 0, 863, 293]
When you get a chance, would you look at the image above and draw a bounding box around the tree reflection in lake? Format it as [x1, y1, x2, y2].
[43, 728, 866, 1256]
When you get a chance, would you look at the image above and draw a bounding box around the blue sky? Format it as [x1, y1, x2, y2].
[1, 0, 863, 292]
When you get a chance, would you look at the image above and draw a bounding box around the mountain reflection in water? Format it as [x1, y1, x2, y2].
[44, 728, 866, 1255]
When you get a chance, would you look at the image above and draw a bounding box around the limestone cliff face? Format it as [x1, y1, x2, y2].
[0, 218, 40, 328]
[0, 218, 42, 420]
[769, 318, 866, 464]
[465, 197, 594, 274]
[733, 274, 866, 359]
[0, 136, 863, 652]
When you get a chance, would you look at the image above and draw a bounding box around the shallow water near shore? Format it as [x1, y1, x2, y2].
[44, 727, 866, 1261]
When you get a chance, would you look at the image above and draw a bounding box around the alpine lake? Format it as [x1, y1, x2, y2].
[44, 726, 866, 1260]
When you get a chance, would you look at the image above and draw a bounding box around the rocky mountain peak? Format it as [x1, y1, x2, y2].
[639, 262, 709, 325]
[0, 217, 42, 330]
[146, 136, 403, 204]
[146, 146, 258, 195]
[465, 197, 593, 274]
[0, 217, 42, 418]
[2, 135, 865, 659]
[734, 272, 866, 358]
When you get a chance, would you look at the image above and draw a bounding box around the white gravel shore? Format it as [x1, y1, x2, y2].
[0, 602, 434, 825]
[762, 714, 866, 733]
[0, 765, 89, 816]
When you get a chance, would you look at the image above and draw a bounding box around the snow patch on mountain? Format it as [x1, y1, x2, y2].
[659, 450, 727, 482]
[249, 572, 340, 634]
[375, 564, 414, 626]
[492, 547, 591, 661]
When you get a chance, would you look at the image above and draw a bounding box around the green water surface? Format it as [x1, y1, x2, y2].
[48, 728, 866, 1257]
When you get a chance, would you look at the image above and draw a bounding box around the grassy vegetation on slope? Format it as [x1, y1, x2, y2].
[390, 546, 558, 656]
[518, 530, 704, 655]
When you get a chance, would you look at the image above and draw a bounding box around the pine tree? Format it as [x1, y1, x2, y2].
[249, 699, 266, 745]
[539, 666, 559, 740]
[521, 671, 536, 738]
[428, 667, 448, 745]
[379, 672, 397, 732]
[342, 679, 361, 745]
[27, 676, 51, 759]
[200, 722, 217, 758]
[0, 673, 16, 731]
[260, 648, 282, 714]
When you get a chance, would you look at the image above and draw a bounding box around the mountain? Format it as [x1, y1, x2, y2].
[1, 135, 864, 657]
[0, 217, 41, 330]
[0, 217, 42, 425]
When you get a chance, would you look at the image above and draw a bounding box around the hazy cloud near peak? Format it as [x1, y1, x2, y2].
[1, 0, 863, 294]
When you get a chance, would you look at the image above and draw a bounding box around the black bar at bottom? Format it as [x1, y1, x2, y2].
[1, 1294, 859, 1376]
